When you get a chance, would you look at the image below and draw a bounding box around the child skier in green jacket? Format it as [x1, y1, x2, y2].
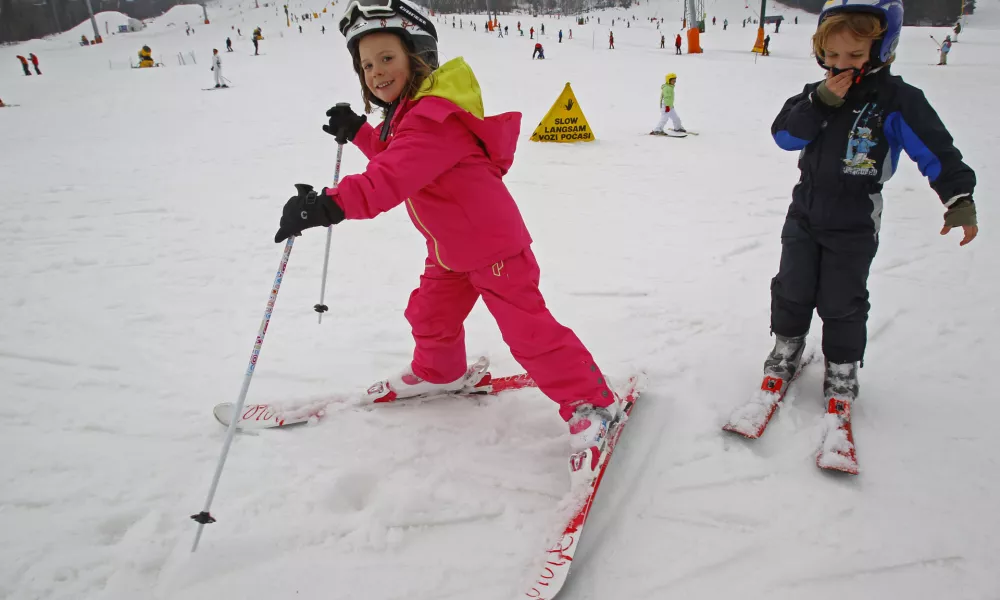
[651, 73, 686, 135]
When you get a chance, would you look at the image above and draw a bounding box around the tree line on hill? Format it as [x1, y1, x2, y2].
[1, 0, 182, 43]
[774, 0, 973, 26]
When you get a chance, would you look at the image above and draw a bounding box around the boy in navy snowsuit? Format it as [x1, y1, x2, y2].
[764, 1, 977, 414]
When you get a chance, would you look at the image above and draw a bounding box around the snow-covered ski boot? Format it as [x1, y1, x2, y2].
[362, 356, 492, 404]
[818, 360, 860, 474]
[762, 333, 807, 390]
[823, 360, 859, 403]
[723, 333, 810, 438]
[568, 394, 621, 453]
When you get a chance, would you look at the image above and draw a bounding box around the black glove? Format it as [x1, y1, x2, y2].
[274, 184, 345, 243]
[322, 103, 366, 144]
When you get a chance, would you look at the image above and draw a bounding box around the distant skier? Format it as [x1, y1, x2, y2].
[609, 31, 614, 49]
[675, 33, 682, 54]
[762, 34, 771, 56]
[723, 19, 728, 30]
[938, 35, 952, 65]
[226, 37, 233, 52]
[532, 42, 545, 59]
[558, 29, 563, 43]
[29, 53, 41, 75]
[16, 55, 30, 76]
[530, 26, 534, 39]
[650, 73, 685, 134]
[211, 49, 227, 88]
[660, 34, 665, 48]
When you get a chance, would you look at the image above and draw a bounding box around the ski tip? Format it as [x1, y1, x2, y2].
[817, 454, 860, 475]
[722, 423, 763, 439]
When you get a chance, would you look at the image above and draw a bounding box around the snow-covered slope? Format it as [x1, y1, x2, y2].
[1, 0, 998, 598]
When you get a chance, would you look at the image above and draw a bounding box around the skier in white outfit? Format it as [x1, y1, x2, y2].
[651, 73, 685, 135]
[211, 49, 227, 88]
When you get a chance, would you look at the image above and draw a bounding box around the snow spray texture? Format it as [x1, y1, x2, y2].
[530, 83, 594, 143]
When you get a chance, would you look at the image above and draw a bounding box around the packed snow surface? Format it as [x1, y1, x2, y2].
[2, 0, 999, 598]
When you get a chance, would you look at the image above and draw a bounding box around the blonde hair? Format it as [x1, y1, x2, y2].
[352, 34, 435, 114]
[812, 12, 887, 64]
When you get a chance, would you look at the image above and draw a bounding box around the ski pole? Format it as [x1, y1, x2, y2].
[190, 234, 295, 553]
[314, 103, 350, 323]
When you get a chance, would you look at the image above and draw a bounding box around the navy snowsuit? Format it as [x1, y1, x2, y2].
[770, 68, 976, 363]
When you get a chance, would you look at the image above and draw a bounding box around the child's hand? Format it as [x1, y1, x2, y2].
[824, 69, 854, 98]
[940, 224, 978, 246]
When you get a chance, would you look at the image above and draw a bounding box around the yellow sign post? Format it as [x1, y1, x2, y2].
[530, 83, 595, 143]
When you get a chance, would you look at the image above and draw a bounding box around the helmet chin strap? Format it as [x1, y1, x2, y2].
[822, 62, 880, 85]
[831, 64, 866, 84]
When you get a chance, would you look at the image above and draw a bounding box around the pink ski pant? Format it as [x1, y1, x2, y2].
[405, 248, 613, 421]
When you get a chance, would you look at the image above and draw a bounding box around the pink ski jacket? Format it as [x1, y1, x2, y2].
[328, 57, 532, 272]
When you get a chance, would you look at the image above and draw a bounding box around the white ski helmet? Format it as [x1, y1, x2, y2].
[339, 0, 439, 70]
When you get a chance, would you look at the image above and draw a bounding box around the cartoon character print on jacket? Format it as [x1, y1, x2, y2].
[842, 102, 885, 175]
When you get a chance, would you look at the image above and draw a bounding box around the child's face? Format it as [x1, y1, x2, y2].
[822, 29, 873, 71]
[358, 33, 411, 105]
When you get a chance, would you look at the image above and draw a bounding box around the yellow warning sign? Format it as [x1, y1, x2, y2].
[530, 83, 595, 143]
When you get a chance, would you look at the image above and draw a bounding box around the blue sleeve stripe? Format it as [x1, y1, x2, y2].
[773, 130, 810, 151]
[886, 111, 942, 182]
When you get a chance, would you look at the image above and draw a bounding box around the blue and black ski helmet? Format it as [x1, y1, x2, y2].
[818, 0, 904, 66]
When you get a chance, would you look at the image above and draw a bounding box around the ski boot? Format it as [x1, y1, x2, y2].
[761, 333, 807, 393]
[723, 334, 809, 439]
[568, 394, 621, 453]
[567, 393, 622, 483]
[819, 360, 860, 474]
[824, 359, 859, 412]
[363, 356, 492, 404]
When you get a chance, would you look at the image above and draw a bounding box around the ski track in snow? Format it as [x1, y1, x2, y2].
[2, 0, 1000, 598]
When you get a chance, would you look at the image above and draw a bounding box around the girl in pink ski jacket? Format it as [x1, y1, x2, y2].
[337, 65, 531, 273]
[274, 0, 618, 455]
